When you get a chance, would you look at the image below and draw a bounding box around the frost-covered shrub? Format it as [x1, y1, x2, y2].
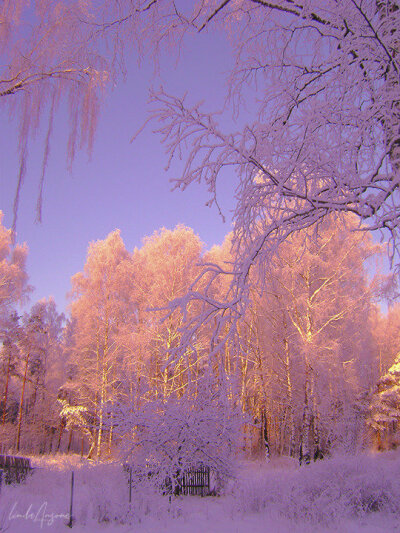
[113, 390, 242, 494]
[232, 451, 400, 526]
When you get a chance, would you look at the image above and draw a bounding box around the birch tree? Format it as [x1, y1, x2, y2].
[4, 2, 400, 456]
[6, 2, 400, 254]
[14, 309, 47, 452]
[67, 230, 134, 458]
[0, 211, 29, 325]
[26, 298, 65, 453]
[213, 214, 381, 458]
[0, 1, 111, 226]
[4, 2, 400, 332]
[0, 312, 20, 426]
[141, 0, 400, 353]
[0, 212, 29, 443]
[130, 225, 204, 401]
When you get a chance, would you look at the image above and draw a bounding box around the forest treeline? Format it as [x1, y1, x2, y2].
[1, 211, 400, 464]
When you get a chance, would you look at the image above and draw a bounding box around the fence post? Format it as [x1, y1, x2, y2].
[128, 466, 132, 504]
[68, 471, 74, 528]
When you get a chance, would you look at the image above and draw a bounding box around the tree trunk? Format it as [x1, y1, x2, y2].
[96, 393, 104, 460]
[261, 410, 270, 462]
[240, 354, 248, 413]
[87, 440, 95, 459]
[312, 376, 323, 461]
[312, 412, 323, 461]
[283, 335, 296, 457]
[30, 372, 41, 415]
[299, 374, 311, 465]
[57, 419, 65, 452]
[67, 429, 73, 453]
[1, 349, 12, 425]
[96, 335, 109, 460]
[15, 352, 30, 452]
[108, 414, 114, 456]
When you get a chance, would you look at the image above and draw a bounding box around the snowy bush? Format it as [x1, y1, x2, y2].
[113, 390, 243, 494]
[233, 451, 400, 526]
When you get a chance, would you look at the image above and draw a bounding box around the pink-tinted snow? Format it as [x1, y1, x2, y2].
[1, 452, 400, 532]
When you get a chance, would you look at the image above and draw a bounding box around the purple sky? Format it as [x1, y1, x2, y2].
[0, 31, 238, 314]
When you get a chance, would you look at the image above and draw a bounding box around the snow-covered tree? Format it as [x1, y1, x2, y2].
[141, 0, 400, 360]
[0, 211, 29, 325]
[0, 2, 110, 226]
[67, 230, 134, 458]
[0, 312, 20, 427]
[372, 303, 400, 377]
[208, 214, 381, 459]
[4, 3, 400, 380]
[0, 212, 30, 438]
[5, 2, 399, 268]
[25, 298, 65, 453]
[57, 398, 95, 455]
[129, 225, 205, 401]
[14, 309, 47, 452]
[113, 380, 243, 491]
[369, 354, 400, 449]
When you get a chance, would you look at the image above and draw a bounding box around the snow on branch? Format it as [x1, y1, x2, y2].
[140, 1, 400, 361]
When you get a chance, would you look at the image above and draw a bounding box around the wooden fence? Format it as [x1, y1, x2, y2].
[0, 454, 32, 484]
[178, 466, 211, 496]
[125, 464, 214, 497]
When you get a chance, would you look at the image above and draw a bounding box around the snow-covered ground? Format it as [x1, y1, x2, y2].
[1, 451, 400, 532]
